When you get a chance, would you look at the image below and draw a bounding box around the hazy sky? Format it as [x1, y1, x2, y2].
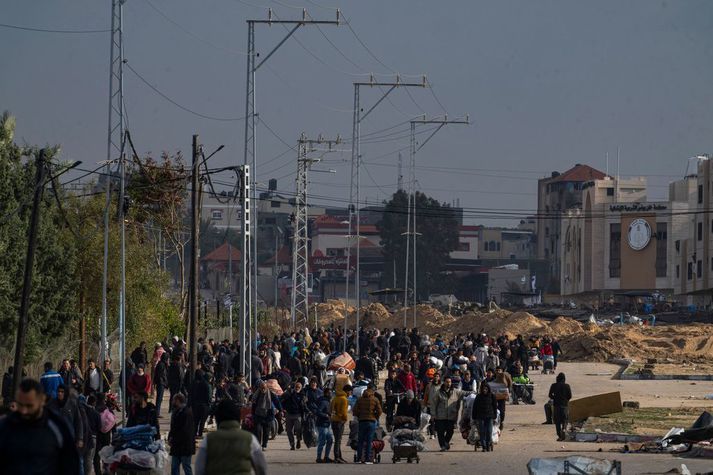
[2, 0, 712, 225]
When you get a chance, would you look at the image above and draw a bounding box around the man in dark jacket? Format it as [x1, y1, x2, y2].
[395, 389, 421, 421]
[314, 388, 333, 463]
[131, 341, 149, 368]
[79, 395, 101, 475]
[472, 382, 498, 452]
[168, 393, 195, 475]
[355, 354, 376, 383]
[281, 381, 305, 450]
[48, 385, 85, 452]
[190, 369, 212, 437]
[127, 391, 160, 440]
[0, 378, 81, 475]
[153, 353, 169, 417]
[251, 380, 282, 450]
[167, 355, 185, 413]
[548, 372, 572, 441]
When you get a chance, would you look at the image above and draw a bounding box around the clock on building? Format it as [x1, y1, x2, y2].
[627, 218, 651, 251]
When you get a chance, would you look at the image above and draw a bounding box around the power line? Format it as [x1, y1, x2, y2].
[0, 22, 110, 34]
[143, 0, 247, 56]
[125, 62, 246, 122]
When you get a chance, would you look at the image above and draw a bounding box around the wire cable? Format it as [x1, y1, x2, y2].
[125, 62, 246, 122]
[143, 0, 247, 56]
[0, 22, 110, 34]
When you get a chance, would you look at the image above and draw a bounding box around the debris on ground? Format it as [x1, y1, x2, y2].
[527, 456, 621, 475]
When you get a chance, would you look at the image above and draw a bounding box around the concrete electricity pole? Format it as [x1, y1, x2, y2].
[11, 150, 47, 397]
[189, 135, 201, 384]
[403, 115, 469, 327]
[348, 75, 426, 354]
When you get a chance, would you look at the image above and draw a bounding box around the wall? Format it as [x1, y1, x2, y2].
[619, 215, 657, 290]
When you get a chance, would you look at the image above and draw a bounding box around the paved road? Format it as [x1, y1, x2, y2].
[157, 362, 713, 474]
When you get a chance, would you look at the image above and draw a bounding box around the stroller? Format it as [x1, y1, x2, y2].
[348, 419, 385, 463]
[541, 355, 555, 374]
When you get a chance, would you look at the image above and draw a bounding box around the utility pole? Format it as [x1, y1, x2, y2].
[101, 0, 125, 366]
[348, 75, 426, 353]
[189, 135, 201, 385]
[291, 134, 340, 329]
[242, 9, 340, 352]
[404, 115, 469, 328]
[12, 150, 47, 397]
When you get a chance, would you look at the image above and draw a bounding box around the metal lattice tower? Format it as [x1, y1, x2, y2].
[101, 0, 126, 421]
[241, 9, 339, 360]
[102, 0, 125, 363]
[291, 134, 340, 328]
[347, 75, 426, 354]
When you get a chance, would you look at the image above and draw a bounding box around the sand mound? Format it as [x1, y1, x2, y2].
[386, 304, 456, 330]
[358, 303, 392, 328]
[548, 316, 585, 337]
[315, 299, 355, 327]
[558, 324, 713, 363]
[442, 310, 547, 339]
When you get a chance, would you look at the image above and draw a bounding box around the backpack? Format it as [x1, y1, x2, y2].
[100, 408, 116, 434]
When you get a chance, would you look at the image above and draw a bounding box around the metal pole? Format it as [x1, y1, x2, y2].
[274, 226, 279, 327]
[11, 150, 46, 397]
[118, 132, 128, 425]
[351, 84, 361, 356]
[343, 223, 350, 352]
[242, 20, 255, 384]
[228, 237, 233, 341]
[411, 121, 417, 328]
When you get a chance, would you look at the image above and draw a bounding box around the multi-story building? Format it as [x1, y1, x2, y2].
[671, 155, 713, 306]
[559, 173, 688, 304]
[537, 164, 607, 292]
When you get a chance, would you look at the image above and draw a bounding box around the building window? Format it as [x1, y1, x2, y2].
[698, 260, 703, 278]
[606, 187, 614, 196]
[698, 222, 703, 241]
[688, 262, 693, 280]
[510, 254, 516, 260]
[609, 223, 621, 278]
[211, 209, 223, 220]
[496, 242, 501, 251]
[271, 200, 280, 208]
[676, 265, 679, 279]
[698, 185, 703, 204]
[675, 240, 680, 253]
[655, 223, 667, 277]
[545, 227, 550, 238]
[458, 242, 470, 252]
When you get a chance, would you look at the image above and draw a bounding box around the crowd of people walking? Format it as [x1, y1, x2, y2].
[0, 326, 570, 474]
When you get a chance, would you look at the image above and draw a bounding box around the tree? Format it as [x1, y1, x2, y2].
[0, 112, 183, 366]
[127, 152, 189, 319]
[377, 190, 460, 301]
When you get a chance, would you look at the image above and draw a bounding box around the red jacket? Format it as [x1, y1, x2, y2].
[397, 371, 418, 393]
[128, 373, 152, 396]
